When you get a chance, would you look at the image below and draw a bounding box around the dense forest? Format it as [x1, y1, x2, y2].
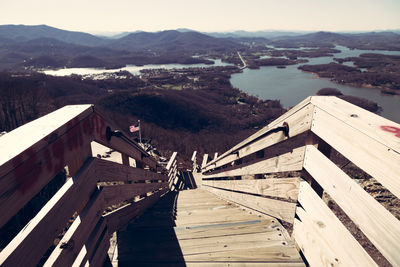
[0, 70, 284, 160]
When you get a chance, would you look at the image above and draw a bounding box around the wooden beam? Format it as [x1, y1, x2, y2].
[166, 152, 177, 170]
[205, 186, 296, 223]
[204, 98, 313, 171]
[311, 96, 400, 154]
[303, 145, 400, 266]
[105, 188, 168, 233]
[121, 153, 130, 166]
[44, 188, 105, 267]
[0, 112, 100, 228]
[93, 158, 168, 182]
[311, 106, 400, 199]
[295, 181, 377, 266]
[72, 219, 107, 267]
[68, 143, 93, 177]
[202, 177, 300, 201]
[202, 147, 305, 179]
[0, 159, 97, 267]
[0, 105, 93, 177]
[201, 154, 209, 169]
[85, 228, 110, 267]
[102, 182, 168, 207]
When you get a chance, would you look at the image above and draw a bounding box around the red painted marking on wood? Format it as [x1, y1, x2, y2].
[13, 148, 43, 194]
[380, 126, 400, 138]
[52, 138, 65, 172]
[44, 148, 53, 171]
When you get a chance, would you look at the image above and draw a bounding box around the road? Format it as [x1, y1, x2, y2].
[237, 51, 247, 69]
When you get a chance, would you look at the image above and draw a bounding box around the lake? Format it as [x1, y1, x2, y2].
[43, 47, 400, 123]
[230, 46, 400, 123]
[43, 59, 231, 76]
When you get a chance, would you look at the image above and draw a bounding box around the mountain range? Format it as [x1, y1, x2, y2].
[0, 24, 399, 70]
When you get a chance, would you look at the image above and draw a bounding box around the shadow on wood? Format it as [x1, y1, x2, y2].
[116, 191, 186, 266]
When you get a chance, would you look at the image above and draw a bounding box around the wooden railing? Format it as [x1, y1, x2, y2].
[0, 105, 177, 266]
[200, 96, 400, 266]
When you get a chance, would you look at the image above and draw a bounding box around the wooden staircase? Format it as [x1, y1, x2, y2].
[1, 96, 399, 266]
[116, 189, 304, 266]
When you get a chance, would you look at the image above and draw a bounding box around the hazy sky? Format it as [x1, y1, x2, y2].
[1, 0, 399, 34]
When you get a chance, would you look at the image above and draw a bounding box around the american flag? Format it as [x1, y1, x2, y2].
[129, 124, 140, 133]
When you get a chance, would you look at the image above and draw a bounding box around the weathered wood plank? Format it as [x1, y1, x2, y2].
[202, 177, 300, 201]
[185, 263, 305, 267]
[205, 186, 296, 223]
[128, 220, 277, 241]
[166, 152, 177, 170]
[201, 154, 209, 169]
[296, 181, 377, 266]
[102, 182, 168, 207]
[86, 229, 110, 267]
[0, 105, 93, 176]
[0, 112, 102, 228]
[120, 244, 303, 264]
[303, 145, 400, 266]
[0, 159, 97, 267]
[311, 96, 400, 154]
[105, 188, 168, 233]
[311, 106, 400, 199]
[93, 158, 168, 182]
[204, 98, 313, 171]
[121, 232, 296, 257]
[44, 188, 105, 267]
[73, 219, 107, 267]
[202, 146, 305, 179]
[191, 151, 197, 162]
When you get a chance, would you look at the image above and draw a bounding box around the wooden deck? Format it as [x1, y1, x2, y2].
[115, 189, 305, 266]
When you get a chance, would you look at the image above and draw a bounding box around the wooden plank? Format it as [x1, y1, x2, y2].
[311, 96, 400, 154]
[0, 159, 97, 267]
[102, 182, 169, 207]
[44, 188, 105, 267]
[127, 220, 278, 241]
[202, 146, 305, 179]
[68, 143, 93, 177]
[201, 154, 209, 168]
[202, 177, 300, 201]
[86, 229, 110, 267]
[121, 231, 294, 256]
[0, 113, 102, 228]
[191, 151, 197, 162]
[186, 263, 305, 267]
[303, 145, 400, 266]
[311, 107, 400, 199]
[166, 152, 177, 170]
[121, 153, 129, 166]
[105, 188, 168, 233]
[73, 219, 107, 267]
[204, 103, 312, 172]
[0, 105, 93, 176]
[93, 158, 168, 182]
[91, 110, 159, 170]
[205, 186, 296, 223]
[296, 181, 377, 266]
[293, 218, 339, 267]
[119, 243, 303, 264]
[204, 98, 312, 171]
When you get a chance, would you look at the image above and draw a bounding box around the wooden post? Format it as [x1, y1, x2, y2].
[121, 153, 130, 166]
[201, 154, 209, 169]
[68, 144, 92, 177]
[302, 131, 332, 197]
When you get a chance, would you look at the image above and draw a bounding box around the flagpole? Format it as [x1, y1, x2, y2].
[138, 120, 142, 145]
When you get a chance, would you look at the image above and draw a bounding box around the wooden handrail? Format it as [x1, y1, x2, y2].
[201, 96, 400, 266]
[0, 105, 172, 267]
